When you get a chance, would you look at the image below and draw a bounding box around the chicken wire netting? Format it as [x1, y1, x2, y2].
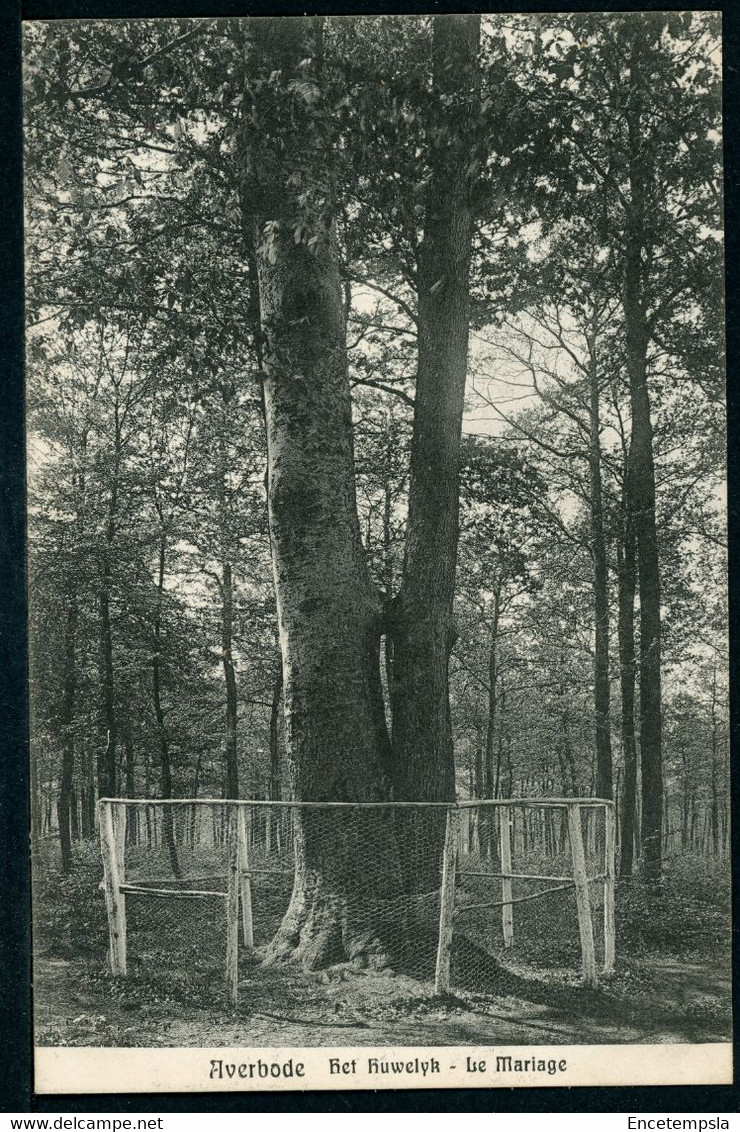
[102, 801, 449, 997]
[101, 799, 613, 1003]
[114, 802, 233, 995]
[451, 803, 610, 991]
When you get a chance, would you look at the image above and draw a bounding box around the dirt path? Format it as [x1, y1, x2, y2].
[34, 952, 731, 1049]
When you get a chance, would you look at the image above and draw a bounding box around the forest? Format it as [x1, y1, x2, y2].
[25, 12, 730, 1046]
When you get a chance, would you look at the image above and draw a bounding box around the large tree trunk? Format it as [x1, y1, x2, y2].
[587, 329, 613, 800]
[240, 18, 396, 967]
[625, 43, 663, 880]
[617, 499, 638, 877]
[390, 14, 481, 812]
[57, 590, 77, 874]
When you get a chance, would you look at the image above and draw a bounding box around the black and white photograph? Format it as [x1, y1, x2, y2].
[23, 10, 731, 1093]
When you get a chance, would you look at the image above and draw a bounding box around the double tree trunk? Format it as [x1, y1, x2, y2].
[389, 14, 481, 813]
[242, 14, 480, 964]
[625, 37, 663, 879]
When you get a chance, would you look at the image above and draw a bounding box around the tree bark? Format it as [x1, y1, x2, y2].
[625, 31, 663, 880]
[587, 327, 613, 800]
[98, 562, 117, 797]
[30, 747, 41, 844]
[221, 560, 239, 799]
[123, 724, 137, 845]
[57, 590, 77, 874]
[709, 662, 719, 857]
[80, 744, 95, 839]
[69, 788, 79, 841]
[680, 747, 690, 851]
[269, 657, 283, 803]
[215, 395, 239, 801]
[240, 18, 397, 967]
[382, 418, 396, 697]
[390, 14, 481, 810]
[558, 653, 578, 798]
[617, 503, 638, 877]
[484, 585, 501, 800]
[98, 406, 122, 798]
[152, 533, 180, 877]
[483, 586, 501, 857]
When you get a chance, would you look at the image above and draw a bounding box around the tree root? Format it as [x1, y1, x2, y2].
[263, 882, 392, 971]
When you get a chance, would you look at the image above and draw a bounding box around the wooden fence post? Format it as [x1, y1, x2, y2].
[567, 803, 597, 987]
[237, 807, 254, 949]
[499, 805, 514, 948]
[99, 800, 127, 976]
[458, 809, 468, 857]
[226, 807, 239, 1006]
[113, 802, 127, 879]
[603, 802, 616, 974]
[435, 807, 459, 995]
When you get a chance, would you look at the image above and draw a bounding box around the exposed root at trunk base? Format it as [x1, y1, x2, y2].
[262, 886, 393, 971]
[262, 877, 441, 977]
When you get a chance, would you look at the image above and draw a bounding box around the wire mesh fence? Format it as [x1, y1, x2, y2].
[452, 802, 613, 991]
[99, 797, 614, 1005]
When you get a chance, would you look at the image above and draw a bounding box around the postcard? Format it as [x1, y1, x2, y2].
[25, 11, 730, 1093]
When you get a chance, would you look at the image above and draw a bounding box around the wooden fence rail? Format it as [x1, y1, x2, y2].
[98, 796, 616, 1005]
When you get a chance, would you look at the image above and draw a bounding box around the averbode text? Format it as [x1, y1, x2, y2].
[210, 1059, 304, 1080]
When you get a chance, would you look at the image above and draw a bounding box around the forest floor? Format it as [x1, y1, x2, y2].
[33, 845, 732, 1048]
[35, 950, 731, 1048]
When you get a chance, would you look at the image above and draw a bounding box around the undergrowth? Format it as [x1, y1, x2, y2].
[33, 837, 731, 1033]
